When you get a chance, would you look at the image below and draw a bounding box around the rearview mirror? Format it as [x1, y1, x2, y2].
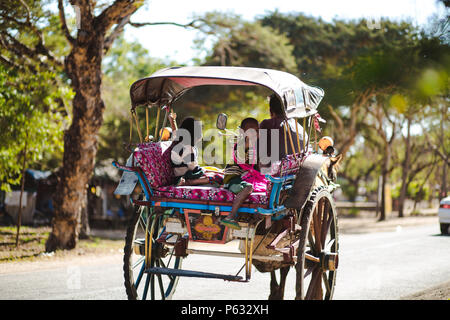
[216, 113, 228, 130]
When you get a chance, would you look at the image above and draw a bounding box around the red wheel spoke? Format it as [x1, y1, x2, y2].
[305, 267, 322, 300]
[305, 252, 320, 263]
[304, 266, 314, 278]
[321, 209, 332, 247]
[315, 274, 323, 300]
[325, 238, 336, 252]
[322, 272, 331, 296]
[308, 230, 317, 255]
[312, 207, 322, 251]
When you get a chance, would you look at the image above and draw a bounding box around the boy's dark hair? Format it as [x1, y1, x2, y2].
[176, 116, 199, 146]
[240, 117, 259, 130]
[180, 117, 195, 133]
[269, 94, 284, 117]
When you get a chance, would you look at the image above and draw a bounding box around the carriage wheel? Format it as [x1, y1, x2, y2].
[295, 187, 339, 300]
[123, 205, 183, 300]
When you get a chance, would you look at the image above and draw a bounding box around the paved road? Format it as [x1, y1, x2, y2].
[1, 223, 449, 300]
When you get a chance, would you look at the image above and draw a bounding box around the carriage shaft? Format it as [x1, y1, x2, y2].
[185, 248, 297, 263]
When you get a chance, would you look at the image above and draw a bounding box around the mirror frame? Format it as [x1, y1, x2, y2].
[216, 113, 228, 130]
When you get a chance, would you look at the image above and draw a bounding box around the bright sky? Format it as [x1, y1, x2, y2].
[123, 0, 444, 65]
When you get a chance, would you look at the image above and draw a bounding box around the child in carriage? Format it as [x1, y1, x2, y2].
[221, 117, 267, 230]
[170, 116, 210, 186]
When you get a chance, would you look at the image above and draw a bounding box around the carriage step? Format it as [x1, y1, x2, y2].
[145, 267, 244, 282]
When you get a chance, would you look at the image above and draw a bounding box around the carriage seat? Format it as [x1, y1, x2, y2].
[152, 185, 268, 204]
[133, 141, 301, 206]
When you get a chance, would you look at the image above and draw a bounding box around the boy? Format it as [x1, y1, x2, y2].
[221, 117, 261, 230]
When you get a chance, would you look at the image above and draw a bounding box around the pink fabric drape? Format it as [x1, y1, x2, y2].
[232, 143, 267, 192]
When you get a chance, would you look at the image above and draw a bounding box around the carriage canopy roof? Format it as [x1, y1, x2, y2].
[129, 66, 324, 118]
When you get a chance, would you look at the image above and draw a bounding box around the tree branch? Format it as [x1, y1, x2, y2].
[0, 31, 61, 70]
[327, 105, 344, 131]
[0, 54, 16, 69]
[0, 32, 37, 59]
[99, 3, 202, 54]
[128, 19, 202, 29]
[103, 14, 130, 53]
[1, 1, 63, 69]
[420, 122, 449, 164]
[426, 139, 449, 164]
[17, 0, 32, 20]
[366, 103, 387, 143]
[19, 0, 59, 65]
[58, 0, 75, 45]
[94, 0, 143, 35]
[388, 121, 396, 145]
[354, 87, 374, 108]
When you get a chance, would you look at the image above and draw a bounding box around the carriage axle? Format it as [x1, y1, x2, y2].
[133, 239, 338, 271]
[320, 252, 339, 271]
[144, 267, 245, 282]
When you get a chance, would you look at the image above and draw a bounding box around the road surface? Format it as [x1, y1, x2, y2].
[1, 223, 449, 300]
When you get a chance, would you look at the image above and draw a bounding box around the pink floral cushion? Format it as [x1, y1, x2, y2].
[133, 141, 174, 188]
[269, 153, 302, 177]
[152, 185, 268, 205]
[265, 153, 304, 200]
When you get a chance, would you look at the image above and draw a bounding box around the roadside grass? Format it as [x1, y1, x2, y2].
[0, 226, 124, 263]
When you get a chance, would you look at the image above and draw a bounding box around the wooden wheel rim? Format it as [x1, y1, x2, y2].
[295, 188, 338, 300]
[124, 206, 183, 300]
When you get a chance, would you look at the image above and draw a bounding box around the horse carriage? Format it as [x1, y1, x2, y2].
[113, 66, 341, 300]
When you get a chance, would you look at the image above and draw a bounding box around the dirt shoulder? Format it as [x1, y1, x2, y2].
[400, 281, 450, 300]
[0, 226, 125, 275]
[338, 213, 438, 234]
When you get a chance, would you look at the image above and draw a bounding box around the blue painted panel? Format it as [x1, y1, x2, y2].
[151, 201, 257, 214]
[136, 173, 153, 199]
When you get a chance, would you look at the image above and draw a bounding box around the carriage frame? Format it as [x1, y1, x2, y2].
[113, 66, 340, 300]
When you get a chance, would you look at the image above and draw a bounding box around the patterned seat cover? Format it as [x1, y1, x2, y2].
[133, 142, 302, 205]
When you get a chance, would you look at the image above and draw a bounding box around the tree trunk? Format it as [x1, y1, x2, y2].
[442, 162, 448, 200]
[379, 145, 391, 222]
[15, 141, 27, 247]
[439, 105, 447, 200]
[46, 36, 105, 251]
[379, 173, 386, 221]
[398, 117, 411, 217]
[79, 195, 90, 240]
[376, 175, 382, 218]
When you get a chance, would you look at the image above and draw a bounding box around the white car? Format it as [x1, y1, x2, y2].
[438, 196, 450, 235]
